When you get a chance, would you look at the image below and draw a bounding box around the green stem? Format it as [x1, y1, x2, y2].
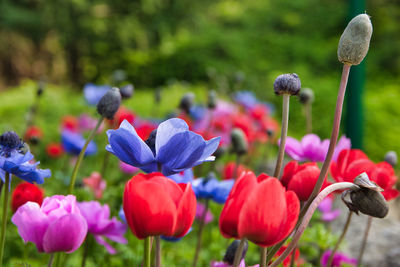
[68, 117, 103, 194]
[47, 253, 55, 267]
[327, 211, 353, 267]
[0, 173, 10, 267]
[192, 199, 210, 267]
[81, 235, 91, 267]
[155, 235, 161, 267]
[275, 94, 290, 179]
[233, 239, 247, 267]
[260, 247, 267, 267]
[144, 237, 151, 267]
[357, 216, 372, 267]
[53, 253, 61, 267]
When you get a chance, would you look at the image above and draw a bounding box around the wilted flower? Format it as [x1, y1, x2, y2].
[78, 201, 127, 254]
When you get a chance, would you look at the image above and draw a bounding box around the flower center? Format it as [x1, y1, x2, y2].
[0, 131, 24, 157]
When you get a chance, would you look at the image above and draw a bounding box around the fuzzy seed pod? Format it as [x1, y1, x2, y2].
[231, 128, 248, 156]
[384, 151, 397, 167]
[96, 87, 122, 119]
[273, 73, 301, 96]
[223, 240, 249, 265]
[298, 88, 314, 104]
[120, 84, 134, 99]
[179, 93, 195, 114]
[337, 14, 373, 65]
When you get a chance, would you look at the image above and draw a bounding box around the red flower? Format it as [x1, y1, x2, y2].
[274, 246, 302, 267]
[24, 126, 43, 143]
[281, 161, 330, 201]
[222, 161, 248, 180]
[46, 143, 64, 158]
[219, 172, 300, 247]
[62, 115, 79, 132]
[11, 182, 44, 212]
[136, 122, 157, 140]
[330, 149, 399, 201]
[123, 173, 196, 239]
[111, 106, 135, 128]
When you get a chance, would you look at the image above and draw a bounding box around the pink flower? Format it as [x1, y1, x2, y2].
[12, 195, 87, 253]
[195, 202, 213, 224]
[83, 172, 106, 199]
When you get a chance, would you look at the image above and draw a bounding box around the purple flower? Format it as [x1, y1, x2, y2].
[62, 130, 97, 156]
[283, 134, 351, 162]
[196, 202, 213, 224]
[83, 83, 111, 106]
[78, 201, 127, 254]
[11, 195, 87, 253]
[318, 197, 341, 222]
[192, 176, 234, 204]
[321, 250, 357, 267]
[210, 260, 246, 267]
[106, 118, 220, 176]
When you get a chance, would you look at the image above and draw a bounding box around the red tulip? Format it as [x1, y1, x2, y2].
[367, 162, 399, 201]
[11, 182, 44, 212]
[219, 172, 300, 247]
[123, 173, 196, 239]
[281, 161, 330, 201]
[46, 143, 64, 158]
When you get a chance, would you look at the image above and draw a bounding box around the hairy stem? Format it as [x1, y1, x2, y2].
[327, 211, 353, 267]
[233, 239, 247, 267]
[275, 94, 290, 179]
[0, 173, 10, 267]
[268, 182, 359, 267]
[68, 117, 103, 194]
[357, 216, 372, 267]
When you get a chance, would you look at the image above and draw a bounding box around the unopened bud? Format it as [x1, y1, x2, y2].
[214, 146, 226, 159]
[179, 93, 195, 114]
[298, 88, 314, 104]
[155, 87, 162, 104]
[384, 151, 397, 167]
[37, 81, 45, 97]
[338, 14, 373, 65]
[207, 90, 217, 109]
[96, 87, 121, 119]
[231, 128, 248, 156]
[120, 84, 134, 99]
[223, 240, 249, 265]
[274, 73, 301, 96]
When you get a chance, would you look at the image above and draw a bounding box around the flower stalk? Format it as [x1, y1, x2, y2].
[268, 182, 359, 267]
[155, 235, 161, 267]
[357, 216, 372, 267]
[47, 253, 55, 267]
[327, 211, 353, 267]
[68, 117, 103, 194]
[232, 238, 247, 267]
[192, 199, 210, 267]
[0, 173, 10, 267]
[144, 237, 151, 267]
[274, 93, 290, 179]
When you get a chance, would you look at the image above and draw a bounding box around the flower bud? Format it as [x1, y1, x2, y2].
[273, 73, 301, 96]
[231, 128, 248, 156]
[96, 87, 122, 119]
[223, 239, 249, 265]
[384, 151, 397, 167]
[298, 88, 314, 104]
[120, 84, 134, 99]
[350, 187, 389, 218]
[207, 90, 217, 109]
[37, 81, 45, 97]
[179, 93, 195, 114]
[337, 14, 373, 65]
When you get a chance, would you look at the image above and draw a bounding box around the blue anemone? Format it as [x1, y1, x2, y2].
[83, 83, 111, 106]
[167, 169, 194, 184]
[62, 130, 97, 156]
[192, 176, 234, 204]
[0, 131, 51, 184]
[106, 118, 220, 176]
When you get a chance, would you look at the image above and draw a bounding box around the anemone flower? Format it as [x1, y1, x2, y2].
[106, 118, 220, 176]
[320, 250, 357, 267]
[283, 134, 350, 162]
[61, 130, 97, 156]
[192, 176, 234, 204]
[78, 201, 127, 254]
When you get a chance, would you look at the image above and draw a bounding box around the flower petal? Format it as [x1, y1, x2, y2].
[155, 118, 189, 155]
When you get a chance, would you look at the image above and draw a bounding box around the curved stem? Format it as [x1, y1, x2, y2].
[260, 247, 267, 267]
[144, 237, 151, 267]
[155, 235, 161, 267]
[47, 254, 55, 267]
[357, 216, 372, 267]
[327, 211, 353, 267]
[233, 239, 247, 267]
[192, 199, 209, 267]
[300, 64, 351, 219]
[275, 94, 290, 179]
[0, 173, 10, 267]
[68, 117, 103, 194]
[268, 182, 359, 267]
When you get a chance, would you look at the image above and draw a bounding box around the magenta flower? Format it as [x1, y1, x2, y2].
[78, 201, 127, 254]
[11, 195, 87, 253]
[318, 197, 341, 222]
[119, 161, 139, 174]
[283, 134, 351, 162]
[195, 202, 213, 224]
[321, 250, 357, 267]
[210, 260, 246, 267]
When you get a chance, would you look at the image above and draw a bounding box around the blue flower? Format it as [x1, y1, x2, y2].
[0, 131, 51, 184]
[83, 83, 111, 106]
[167, 169, 194, 184]
[192, 176, 235, 204]
[106, 118, 220, 176]
[62, 130, 97, 156]
[234, 91, 257, 109]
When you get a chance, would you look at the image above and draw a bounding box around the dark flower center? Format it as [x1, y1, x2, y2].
[145, 129, 157, 156]
[0, 131, 24, 157]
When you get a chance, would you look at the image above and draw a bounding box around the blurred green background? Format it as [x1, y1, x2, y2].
[1, 0, 399, 157]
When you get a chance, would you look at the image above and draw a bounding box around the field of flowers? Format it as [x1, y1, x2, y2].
[0, 14, 398, 267]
